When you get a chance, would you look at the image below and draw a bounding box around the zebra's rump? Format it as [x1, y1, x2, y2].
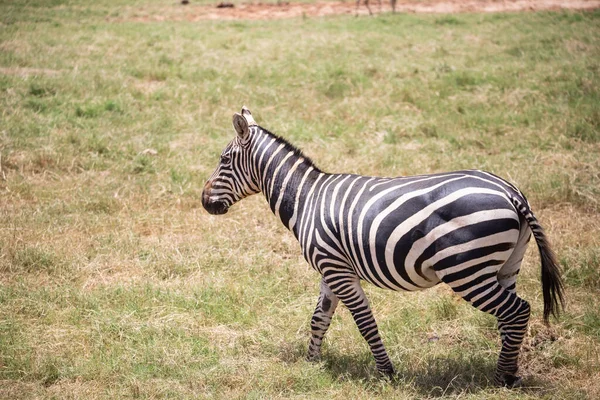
[315, 170, 523, 292]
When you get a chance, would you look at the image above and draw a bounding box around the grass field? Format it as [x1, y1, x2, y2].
[1, 1, 600, 398]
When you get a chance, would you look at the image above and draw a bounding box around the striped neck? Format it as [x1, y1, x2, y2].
[248, 126, 322, 236]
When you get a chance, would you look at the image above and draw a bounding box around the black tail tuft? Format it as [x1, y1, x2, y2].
[535, 228, 565, 323]
[511, 193, 565, 323]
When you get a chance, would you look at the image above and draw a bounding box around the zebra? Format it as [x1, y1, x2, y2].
[201, 107, 564, 387]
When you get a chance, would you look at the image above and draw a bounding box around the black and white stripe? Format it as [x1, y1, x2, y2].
[202, 108, 564, 387]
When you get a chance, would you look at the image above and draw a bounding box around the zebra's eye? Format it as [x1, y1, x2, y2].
[221, 153, 231, 165]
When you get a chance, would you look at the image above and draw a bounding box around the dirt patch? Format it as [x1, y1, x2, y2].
[111, 0, 600, 22]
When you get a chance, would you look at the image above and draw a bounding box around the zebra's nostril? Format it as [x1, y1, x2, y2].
[203, 199, 228, 215]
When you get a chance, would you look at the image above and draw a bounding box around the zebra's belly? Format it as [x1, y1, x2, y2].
[359, 265, 441, 292]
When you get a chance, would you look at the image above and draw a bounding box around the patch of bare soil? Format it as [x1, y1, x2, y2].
[111, 0, 600, 22]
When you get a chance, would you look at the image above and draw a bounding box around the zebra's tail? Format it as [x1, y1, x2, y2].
[511, 194, 565, 323]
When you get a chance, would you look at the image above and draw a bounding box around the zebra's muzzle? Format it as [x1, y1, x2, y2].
[203, 199, 229, 215]
[202, 182, 229, 215]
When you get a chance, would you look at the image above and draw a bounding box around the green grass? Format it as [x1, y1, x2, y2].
[1, 2, 600, 399]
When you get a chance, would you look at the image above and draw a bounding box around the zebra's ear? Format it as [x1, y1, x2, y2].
[232, 112, 249, 139]
[241, 106, 257, 126]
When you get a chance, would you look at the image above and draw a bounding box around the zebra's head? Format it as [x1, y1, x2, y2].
[202, 107, 260, 215]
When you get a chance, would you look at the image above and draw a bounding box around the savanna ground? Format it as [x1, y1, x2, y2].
[1, 0, 599, 398]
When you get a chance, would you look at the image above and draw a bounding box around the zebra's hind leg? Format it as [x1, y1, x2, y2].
[323, 270, 395, 377]
[438, 273, 530, 387]
[498, 219, 531, 293]
[307, 278, 340, 362]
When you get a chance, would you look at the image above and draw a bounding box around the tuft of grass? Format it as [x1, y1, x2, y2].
[435, 16, 463, 26]
[131, 154, 156, 174]
[432, 296, 460, 321]
[567, 109, 600, 143]
[75, 103, 103, 118]
[28, 82, 56, 97]
[562, 248, 600, 290]
[3, 247, 62, 274]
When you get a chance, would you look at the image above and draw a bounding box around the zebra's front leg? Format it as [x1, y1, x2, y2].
[307, 278, 340, 362]
[323, 271, 395, 377]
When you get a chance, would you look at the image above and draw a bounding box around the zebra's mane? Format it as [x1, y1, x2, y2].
[256, 125, 322, 173]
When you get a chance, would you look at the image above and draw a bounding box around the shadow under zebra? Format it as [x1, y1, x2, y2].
[277, 340, 555, 396]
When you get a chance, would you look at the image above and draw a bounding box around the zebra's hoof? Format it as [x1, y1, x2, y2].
[377, 367, 396, 379]
[495, 373, 523, 388]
